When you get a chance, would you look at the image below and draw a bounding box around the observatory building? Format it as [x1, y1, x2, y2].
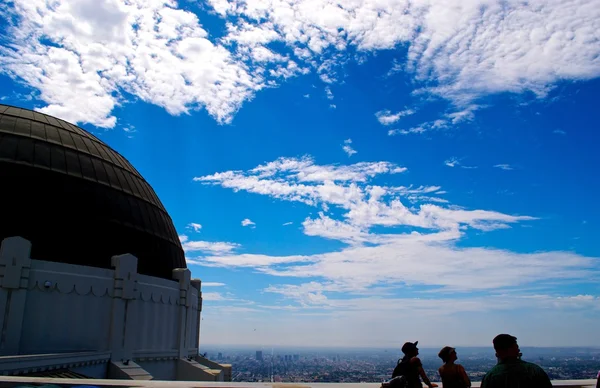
[0, 104, 230, 381]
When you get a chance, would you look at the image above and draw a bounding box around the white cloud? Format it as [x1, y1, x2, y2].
[195, 157, 529, 233]
[554, 129, 567, 135]
[342, 138, 357, 157]
[196, 233, 598, 293]
[325, 86, 334, 100]
[444, 157, 478, 169]
[329, 104, 337, 109]
[3, 0, 599, 126]
[388, 119, 448, 136]
[282, 222, 294, 226]
[187, 156, 591, 297]
[0, 0, 263, 127]
[187, 222, 202, 232]
[241, 218, 256, 227]
[375, 109, 416, 125]
[494, 164, 514, 171]
[180, 235, 240, 255]
[202, 282, 226, 287]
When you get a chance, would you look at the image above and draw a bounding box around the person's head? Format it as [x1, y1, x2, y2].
[438, 346, 457, 363]
[493, 334, 520, 361]
[402, 341, 419, 357]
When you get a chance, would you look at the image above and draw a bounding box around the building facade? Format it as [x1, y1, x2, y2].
[0, 104, 230, 381]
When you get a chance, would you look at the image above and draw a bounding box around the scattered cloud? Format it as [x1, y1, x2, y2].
[329, 104, 337, 109]
[303, 94, 310, 99]
[494, 164, 514, 171]
[242, 218, 256, 228]
[189, 155, 566, 294]
[2, 0, 599, 126]
[554, 129, 567, 135]
[180, 235, 240, 255]
[325, 87, 334, 100]
[342, 139, 357, 157]
[283, 222, 293, 226]
[444, 157, 477, 169]
[375, 109, 416, 125]
[388, 119, 448, 136]
[202, 282, 226, 287]
[187, 222, 203, 232]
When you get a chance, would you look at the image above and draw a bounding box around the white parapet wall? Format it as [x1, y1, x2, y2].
[0, 236, 223, 381]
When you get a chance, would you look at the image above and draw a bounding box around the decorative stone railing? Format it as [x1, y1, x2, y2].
[0, 236, 202, 362]
[0, 377, 595, 388]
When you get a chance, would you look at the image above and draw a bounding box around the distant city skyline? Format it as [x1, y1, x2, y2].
[1, 0, 599, 347]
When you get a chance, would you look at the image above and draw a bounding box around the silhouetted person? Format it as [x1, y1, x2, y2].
[596, 369, 599, 388]
[481, 334, 552, 388]
[438, 346, 471, 388]
[390, 341, 438, 388]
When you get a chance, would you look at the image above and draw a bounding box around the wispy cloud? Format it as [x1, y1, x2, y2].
[388, 119, 447, 136]
[342, 139, 357, 157]
[180, 235, 240, 255]
[283, 222, 294, 226]
[188, 155, 570, 294]
[444, 157, 477, 169]
[375, 109, 416, 125]
[202, 282, 226, 287]
[242, 218, 256, 228]
[494, 164, 514, 171]
[187, 222, 202, 232]
[325, 87, 334, 100]
[554, 129, 567, 135]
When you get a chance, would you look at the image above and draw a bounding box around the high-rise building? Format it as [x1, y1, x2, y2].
[256, 350, 263, 361]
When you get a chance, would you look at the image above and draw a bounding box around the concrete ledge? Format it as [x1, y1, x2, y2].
[176, 358, 222, 381]
[0, 377, 595, 388]
[0, 351, 111, 376]
[195, 355, 231, 381]
[108, 361, 153, 380]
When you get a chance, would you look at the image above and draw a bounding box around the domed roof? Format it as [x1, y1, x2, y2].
[0, 104, 185, 279]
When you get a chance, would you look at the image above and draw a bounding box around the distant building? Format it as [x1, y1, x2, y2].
[0, 104, 231, 382]
[256, 351, 263, 361]
[218, 353, 223, 360]
[293, 354, 300, 361]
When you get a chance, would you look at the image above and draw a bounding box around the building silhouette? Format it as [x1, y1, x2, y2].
[256, 351, 263, 361]
[0, 104, 230, 381]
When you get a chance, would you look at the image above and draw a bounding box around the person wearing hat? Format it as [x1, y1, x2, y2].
[438, 346, 471, 388]
[388, 341, 437, 388]
[481, 334, 552, 388]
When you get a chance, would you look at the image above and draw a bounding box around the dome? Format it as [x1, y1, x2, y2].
[0, 104, 185, 279]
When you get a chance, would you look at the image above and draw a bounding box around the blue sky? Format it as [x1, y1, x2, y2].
[1, 0, 600, 348]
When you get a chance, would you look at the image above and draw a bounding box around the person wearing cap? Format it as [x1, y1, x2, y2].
[438, 346, 471, 388]
[389, 341, 437, 388]
[481, 334, 552, 388]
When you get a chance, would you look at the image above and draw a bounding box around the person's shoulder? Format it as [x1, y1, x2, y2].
[484, 364, 503, 376]
[521, 360, 545, 371]
[520, 361, 549, 377]
[410, 356, 422, 365]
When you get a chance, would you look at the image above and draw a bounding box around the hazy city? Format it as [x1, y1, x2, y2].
[203, 346, 600, 383]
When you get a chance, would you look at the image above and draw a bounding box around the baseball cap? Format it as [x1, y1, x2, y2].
[401, 341, 419, 354]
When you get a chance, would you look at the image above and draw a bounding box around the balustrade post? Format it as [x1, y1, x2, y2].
[0, 237, 31, 355]
[109, 254, 138, 362]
